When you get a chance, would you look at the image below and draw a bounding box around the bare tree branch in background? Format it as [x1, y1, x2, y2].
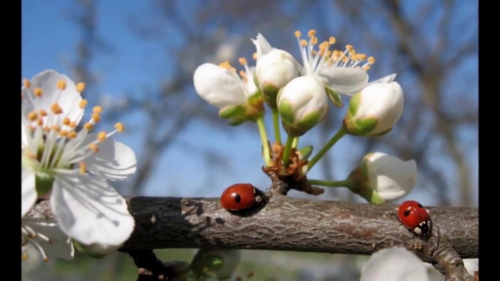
[329, 0, 478, 207]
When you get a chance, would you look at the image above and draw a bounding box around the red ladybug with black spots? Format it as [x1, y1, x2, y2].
[220, 183, 265, 212]
[397, 200, 432, 236]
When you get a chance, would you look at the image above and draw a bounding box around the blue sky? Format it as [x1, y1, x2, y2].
[22, 0, 478, 206]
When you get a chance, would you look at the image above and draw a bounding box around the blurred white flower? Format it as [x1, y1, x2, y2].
[21, 70, 136, 256]
[344, 73, 404, 136]
[348, 152, 417, 204]
[463, 259, 478, 276]
[360, 247, 429, 281]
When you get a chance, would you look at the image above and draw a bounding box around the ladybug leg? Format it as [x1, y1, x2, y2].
[413, 227, 422, 235]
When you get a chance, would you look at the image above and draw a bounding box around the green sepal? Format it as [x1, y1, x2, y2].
[73, 241, 108, 259]
[228, 117, 247, 126]
[218, 105, 245, 120]
[298, 145, 313, 160]
[325, 87, 344, 108]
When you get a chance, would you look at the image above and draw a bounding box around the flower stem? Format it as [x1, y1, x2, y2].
[282, 134, 295, 167]
[307, 126, 347, 171]
[271, 108, 282, 144]
[256, 117, 271, 167]
[307, 179, 352, 188]
[292, 137, 299, 148]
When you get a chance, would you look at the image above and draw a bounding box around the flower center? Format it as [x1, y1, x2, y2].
[294, 29, 376, 76]
[21, 78, 126, 177]
[218, 58, 257, 95]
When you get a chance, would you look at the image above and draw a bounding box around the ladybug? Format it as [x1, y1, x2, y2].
[397, 200, 432, 236]
[220, 183, 265, 212]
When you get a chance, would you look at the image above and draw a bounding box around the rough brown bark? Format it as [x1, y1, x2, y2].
[28, 196, 478, 261]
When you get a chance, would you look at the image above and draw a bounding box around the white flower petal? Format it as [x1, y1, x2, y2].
[22, 70, 84, 128]
[22, 243, 44, 279]
[366, 153, 417, 201]
[22, 123, 28, 149]
[463, 259, 478, 276]
[360, 247, 429, 281]
[80, 134, 137, 181]
[193, 63, 247, 108]
[51, 173, 134, 252]
[251, 33, 273, 58]
[23, 220, 75, 260]
[367, 73, 397, 85]
[22, 165, 37, 218]
[318, 66, 369, 95]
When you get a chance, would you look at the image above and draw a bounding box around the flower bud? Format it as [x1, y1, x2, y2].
[348, 152, 417, 204]
[254, 49, 301, 108]
[193, 63, 264, 125]
[343, 80, 403, 136]
[278, 76, 328, 137]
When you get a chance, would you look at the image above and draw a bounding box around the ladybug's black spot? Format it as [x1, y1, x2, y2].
[403, 210, 411, 217]
[233, 193, 241, 203]
[417, 203, 423, 208]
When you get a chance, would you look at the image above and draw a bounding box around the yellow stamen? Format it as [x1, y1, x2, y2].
[34, 88, 43, 97]
[51, 103, 63, 114]
[69, 121, 77, 128]
[56, 80, 66, 90]
[79, 100, 88, 109]
[22, 253, 28, 261]
[89, 143, 99, 153]
[238, 57, 247, 66]
[51, 125, 61, 132]
[311, 37, 318, 45]
[37, 119, 43, 126]
[294, 30, 301, 38]
[83, 123, 94, 131]
[115, 122, 124, 132]
[27, 112, 38, 121]
[63, 117, 70, 126]
[218, 61, 236, 72]
[76, 82, 86, 93]
[307, 29, 316, 37]
[346, 45, 354, 51]
[59, 131, 68, 137]
[329, 37, 336, 44]
[43, 126, 50, 133]
[23, 79, 31, 88]
[357, 54, 367, 61]
[92, 113, 101, 123]
[44, 257, 49, 262]
[97, 132, 107, 142]
[300, 39, 308, 47]
[363, 65, 371, 71]
[367, 56, 375, 65]
[79, 162, 87, 174]
[68, 131, 77, 139]
[39, 109, 48, 117]
[252, 52, 257, 60]
[24, 151, 37, 160]
[93, 106, 103, 114]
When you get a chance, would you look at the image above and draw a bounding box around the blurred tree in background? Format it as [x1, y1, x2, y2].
[23, 0, 477, 280]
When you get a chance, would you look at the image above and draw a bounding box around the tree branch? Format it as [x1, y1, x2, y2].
[28, 196, 477, 260]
